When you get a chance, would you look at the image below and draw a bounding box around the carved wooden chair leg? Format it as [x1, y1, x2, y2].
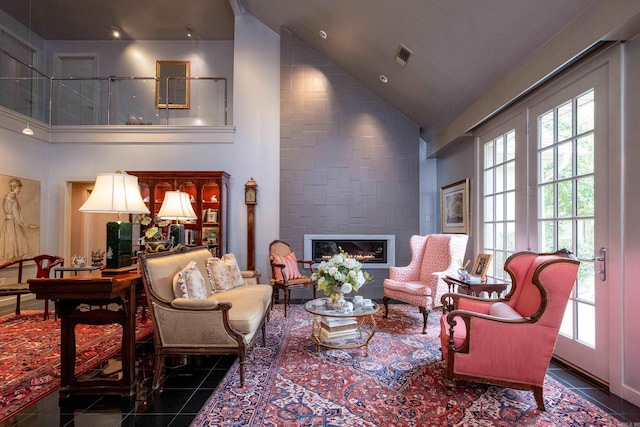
[238, 356, 246, 387]
[419, 306, 429, 334]
[261, 322, 267, 346]
[383, 296, 390, 318]
[153, 353, 165, 390]
[533, 386, 546, 411]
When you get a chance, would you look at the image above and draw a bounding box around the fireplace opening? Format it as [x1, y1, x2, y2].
[312, 240, 386, 264]
[304, 234, 395, 269]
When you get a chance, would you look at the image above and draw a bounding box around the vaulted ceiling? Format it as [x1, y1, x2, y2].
[0, 0, 601, 139]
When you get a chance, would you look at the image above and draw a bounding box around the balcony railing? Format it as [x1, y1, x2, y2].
[0, 48, 228, 127]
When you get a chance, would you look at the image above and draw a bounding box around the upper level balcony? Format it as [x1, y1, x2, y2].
[0, 48, 234, 144]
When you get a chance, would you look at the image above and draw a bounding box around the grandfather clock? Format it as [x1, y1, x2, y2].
[245, 178, 258, 271]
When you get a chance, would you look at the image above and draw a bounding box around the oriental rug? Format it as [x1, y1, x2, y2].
[0, 310, 152, 422]
[194, 304, 621, 426]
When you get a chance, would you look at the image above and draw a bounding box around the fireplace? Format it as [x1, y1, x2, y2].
[304, 234, 395, 269]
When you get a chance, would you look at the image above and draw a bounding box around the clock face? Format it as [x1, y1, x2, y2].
[246, 188, 256, 203]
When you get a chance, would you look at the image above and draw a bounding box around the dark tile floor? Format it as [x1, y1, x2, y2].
[1, 299, 640, 426]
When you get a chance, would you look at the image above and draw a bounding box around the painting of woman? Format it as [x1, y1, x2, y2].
[0, 177, 39, 261]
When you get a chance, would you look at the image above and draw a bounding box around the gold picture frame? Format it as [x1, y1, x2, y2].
[155, 60, 190, 109]
[440, 178, 470, 234]
[471, 253, 492, 280]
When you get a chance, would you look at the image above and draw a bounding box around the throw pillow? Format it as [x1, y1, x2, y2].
[272, 252, 302, 281]
[206, 253, 246, 291]
[172, 261, 208, 299]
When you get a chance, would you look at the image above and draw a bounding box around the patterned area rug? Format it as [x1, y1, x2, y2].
[193, 304, 621, 426]
[0, 309, 152, 422]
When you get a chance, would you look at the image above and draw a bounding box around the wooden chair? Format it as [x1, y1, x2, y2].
[269, 240, 316, 317]
[439, 250, 580, 411]
[0, 254, 64, 319]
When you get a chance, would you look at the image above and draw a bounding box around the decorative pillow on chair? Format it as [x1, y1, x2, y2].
[173, 261, 208, 299]
[207, 253, 246, 291]
[272, 252, 303, 281]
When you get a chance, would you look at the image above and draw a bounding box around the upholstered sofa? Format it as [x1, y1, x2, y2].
[139, 246, 272, 389]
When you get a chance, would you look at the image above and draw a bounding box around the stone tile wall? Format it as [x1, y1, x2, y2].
[279, 31, 421, 300]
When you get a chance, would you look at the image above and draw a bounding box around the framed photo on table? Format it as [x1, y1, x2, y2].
[440, 178, 469, 234]
[471, 253, 492, 280]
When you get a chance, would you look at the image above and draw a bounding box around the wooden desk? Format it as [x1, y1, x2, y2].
[28, 273, 141, 398]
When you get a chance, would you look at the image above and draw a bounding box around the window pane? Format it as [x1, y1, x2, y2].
[577, 302, 595, 347]
[506, 192, 515, 221]
[484, 223, 494, 248]
[496, 136, 504, 164]
[539, 111, 554, 148]
[539, 184, 555, 218]
[576, 219, 594, 259]
[495, 165, 504, 193]
[484, 195, 494, 221]
[557, 141, 573, 180]
[485, 140, 495, 167]
[539, 147, 554, 183]
[577, 134, 594, 175]
[557, 181, 573, 217]
[539, 220, 555, 252]
[558, 219, 573, 251]
[505, 130, 516, 161]
[506, 221, 515, 250]
[577, 176, 594, 217]
[560, 301, 574, 338]
[577, 90, 594, 135]
[557, 101, 573, 141]
[495, 193, 504, 221]
[577, 262, 595, 304]
[495, 222, 504, 249]
[484, 169, 494, 194]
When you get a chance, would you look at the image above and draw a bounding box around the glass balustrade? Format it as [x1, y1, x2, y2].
[0, 48, 228, 127]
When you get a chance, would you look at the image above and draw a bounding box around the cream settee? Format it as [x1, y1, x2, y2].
[139, 246, 272, 389]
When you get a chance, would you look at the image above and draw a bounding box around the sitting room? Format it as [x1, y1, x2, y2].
[0, 1, 640, 426]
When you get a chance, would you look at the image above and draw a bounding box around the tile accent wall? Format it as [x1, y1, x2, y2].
[279, 31, 420, 299]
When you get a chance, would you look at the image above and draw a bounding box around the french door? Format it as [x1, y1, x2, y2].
[527, 65, 609, 382]
[478, 60, 613, 382]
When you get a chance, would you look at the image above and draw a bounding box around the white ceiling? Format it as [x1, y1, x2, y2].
[0, 0, 601, 139]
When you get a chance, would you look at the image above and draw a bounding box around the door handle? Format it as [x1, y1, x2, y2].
[577, 247, 606, 281]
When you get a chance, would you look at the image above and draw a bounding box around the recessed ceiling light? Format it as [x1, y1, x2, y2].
[319, 30, 328, 39]
[379, 75, 389, 83]
[111, 27, 120, 39]
[186, 26, 193, 38]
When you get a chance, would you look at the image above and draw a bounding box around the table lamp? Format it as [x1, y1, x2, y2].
[157, 190, 197, 245]
[79, 171, 150, 269]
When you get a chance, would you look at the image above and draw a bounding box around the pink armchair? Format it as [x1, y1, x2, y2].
[439, 250, 580, 411]
[383, 234, 468, 333]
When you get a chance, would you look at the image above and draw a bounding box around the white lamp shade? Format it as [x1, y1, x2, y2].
[157, 191, 197, 220]
[79, 172, 150, 214]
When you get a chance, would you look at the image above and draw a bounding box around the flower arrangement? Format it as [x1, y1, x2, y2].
[312, 248, 371, 297]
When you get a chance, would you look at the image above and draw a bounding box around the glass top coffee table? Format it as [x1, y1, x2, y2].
[304, 297, 379, 356]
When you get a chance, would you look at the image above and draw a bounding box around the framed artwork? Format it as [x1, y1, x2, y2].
[471, 253, 492, 280]
[155, 60, 190, 109]
[440, 178, 470, 234]
[0, 174, 40, 264]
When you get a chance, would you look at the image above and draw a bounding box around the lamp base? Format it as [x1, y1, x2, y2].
[169, 224, 185, 245]
[106, 221, 132, 269]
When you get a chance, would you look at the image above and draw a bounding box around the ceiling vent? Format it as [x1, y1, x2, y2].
[395, 44, 413, 67]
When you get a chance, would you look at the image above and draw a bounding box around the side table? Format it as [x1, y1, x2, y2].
[27, 273, 141, 398]
[443, 275, 508, 298]
[53, 265, 102, 278]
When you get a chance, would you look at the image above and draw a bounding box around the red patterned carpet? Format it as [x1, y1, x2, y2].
[193, 304, 621, 426]
[0, 310, 152, 422]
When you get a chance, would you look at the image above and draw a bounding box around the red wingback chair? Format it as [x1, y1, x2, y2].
[383, 234, 468, 333]
[439, 250, 580, 411]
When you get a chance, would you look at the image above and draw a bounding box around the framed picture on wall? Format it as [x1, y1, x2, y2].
[0, 174, 40, 264]
[440, 178, 469, 234]
[155, 60, 190, 109]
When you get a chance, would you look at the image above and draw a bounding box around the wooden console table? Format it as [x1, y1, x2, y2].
[28, 273, 141, 398]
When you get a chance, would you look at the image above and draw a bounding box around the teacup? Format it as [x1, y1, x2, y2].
[353, 295, 364, 304]
[363, 298, 373, 307]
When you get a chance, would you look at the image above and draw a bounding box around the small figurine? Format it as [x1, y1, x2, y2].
[91, 249, 105, 267]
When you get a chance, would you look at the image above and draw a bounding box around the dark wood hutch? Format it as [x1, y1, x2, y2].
[127, 171, 229, 256]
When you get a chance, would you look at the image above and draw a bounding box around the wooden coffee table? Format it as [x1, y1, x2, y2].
[304, 297, 379, 356]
